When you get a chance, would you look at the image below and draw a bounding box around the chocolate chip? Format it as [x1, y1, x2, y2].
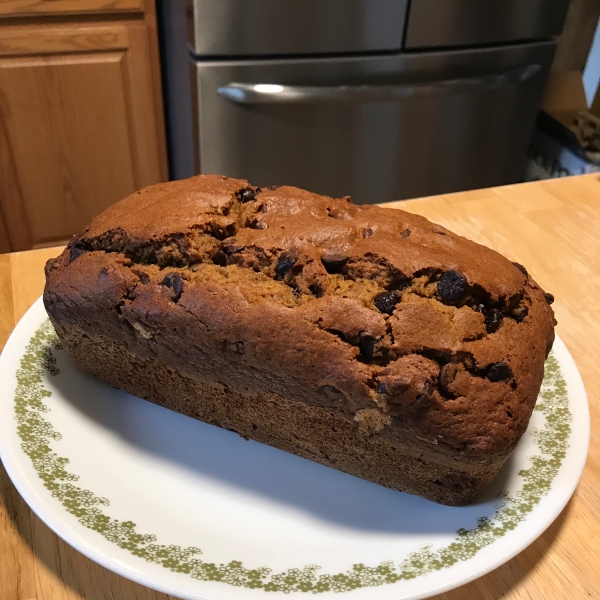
[358, 333, 376, 359]
[486, 362, 513, 382]
[212, 250, 227, 266]
[439, 364, 453, 393]
[206, 222, 236, 240]
[511, 304, 529, 322]
[437, 270, 468, 303]
[379, 379, 410, 398]
[136, 271, 150, 284]
[309, 283, 324, 298]
[321, 254, 349, 274]
[400, 229, 411, 238]
[325, 327, 345, 339]
[484, 308, 503, 333]
[413, 382, 433, 408]
[276, 253, 297, 278]
[162, 272, 184, 302]
[377, 382, 388, 394]
[362, 228, 373, 238]
[237, 188, 258, 203]
[373, 290, 401, 315]
[221, 240, 243, 254]
[69, 243, 86, 263]
[544, 292, 555, 305]
[513, 262, 528, 277]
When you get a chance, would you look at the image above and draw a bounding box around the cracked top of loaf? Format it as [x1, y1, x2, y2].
[44, 175, 556, 467]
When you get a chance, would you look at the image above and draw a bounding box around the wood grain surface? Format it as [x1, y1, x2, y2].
[1, 174, 599, 599]
[0, 0, 144, 18]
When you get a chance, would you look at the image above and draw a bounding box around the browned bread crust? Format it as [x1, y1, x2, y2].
[43, 175, 556, 505]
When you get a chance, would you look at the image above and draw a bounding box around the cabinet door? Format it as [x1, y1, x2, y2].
[0, 23, 166, 250]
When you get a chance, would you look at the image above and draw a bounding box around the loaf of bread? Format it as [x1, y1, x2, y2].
[43, 175, 555, 505]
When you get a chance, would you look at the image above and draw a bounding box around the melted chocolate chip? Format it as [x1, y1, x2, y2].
[362, 228, 373, 238]
[438, 363, 462, 399]
[237, 188, 258, 203]
[400, 229, 411, 239]
[511, 304, 529, 322]
[212, 250, 227, 266]
[321, 254, 349, 274]
[377, 382, 388, 395]
[276, 253, 297, 278]
[544, 292, 555, 305]
[486, 362, 513, 382]
[512, 262, 528, 277]
[221, 240, 243, 254]
[437, 270, 468, 303]
[358, 333, 376, 359]
[162, 272, 185, 302]
[69, 243, 86, 263]
[413, 382, 433, 408]
[373, 290, 401, 315]
[309, 283, 324, 298]
[439, 364, 455, 393]
[484, 308, 504, 333]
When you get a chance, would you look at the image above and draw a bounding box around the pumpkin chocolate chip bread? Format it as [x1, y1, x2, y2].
[43, 175, 556, 505]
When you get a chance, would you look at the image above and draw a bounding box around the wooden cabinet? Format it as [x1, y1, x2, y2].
[0, 4, 166, 251]
[0, 0, 144, 18]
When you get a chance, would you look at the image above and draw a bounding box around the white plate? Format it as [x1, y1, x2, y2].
[0, 298, 590, 600]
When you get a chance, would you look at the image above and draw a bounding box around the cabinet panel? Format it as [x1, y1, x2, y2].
[0, 26, 129, 55]
[0, 22, 165, 250]
[0, 0, 143, 19]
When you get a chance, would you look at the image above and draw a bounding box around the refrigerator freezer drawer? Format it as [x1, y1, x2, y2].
[193, 42, 555, 204]
[405, 0, 570, 49]
[189, 0, 409, 57]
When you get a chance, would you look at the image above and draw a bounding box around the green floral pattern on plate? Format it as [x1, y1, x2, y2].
[14, 320, 571, 594]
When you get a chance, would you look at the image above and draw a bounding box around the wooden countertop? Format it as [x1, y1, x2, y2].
[1, 174, 598, 600]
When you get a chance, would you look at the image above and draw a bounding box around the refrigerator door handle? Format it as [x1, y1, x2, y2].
[217, 64, 540, 104]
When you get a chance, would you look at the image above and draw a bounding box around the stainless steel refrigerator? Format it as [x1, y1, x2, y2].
[158, 0, 570, 204]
